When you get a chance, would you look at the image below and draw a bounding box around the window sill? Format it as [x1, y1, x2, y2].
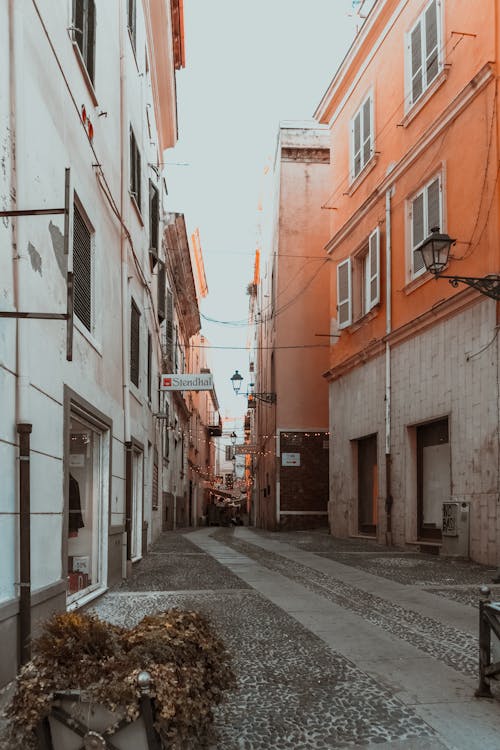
[403, 269, 435, 295]
[71, 42, 98, 107]
[130, 193, 144, 226]
[400, 68, 449, 128]
[346, 154, 378, 196]
[346, 304, 380, 333]
[74, 317, 103, 356]
[130, 381, 143, 405]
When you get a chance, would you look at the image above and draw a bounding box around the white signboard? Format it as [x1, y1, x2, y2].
[160, 373, 213, 391]
[282, 452, 300, 467]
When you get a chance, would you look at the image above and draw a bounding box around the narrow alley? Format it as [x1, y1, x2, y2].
[92, 528, 500, 750]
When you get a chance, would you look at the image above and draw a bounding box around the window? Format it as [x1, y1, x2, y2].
[147, 331, 152, 401]
[407, 0, 441, 107]
[157, 261, 166, 323]
[127, 0, 136, 53]
[163, 289, 174, 369]
[149, 180, 159, 269]
[73, 202, 93, 333]
[337, 228, 380, 330]
[410, 175, 441, 277]
[152, 447, 159, 510]
[73, 0, 96, 85]
[130, 299, 140, 387]
[130, 127, 141, 211]
[351, 93, 373, 180]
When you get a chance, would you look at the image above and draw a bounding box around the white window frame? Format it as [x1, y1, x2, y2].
[350, 91, 374, 182]
[409, 173, 443, 279]
[337, 226, 380, 330]
[366, 227, 380, 312]
[337, 258, 352, 330]
[405, 0, 442, 110]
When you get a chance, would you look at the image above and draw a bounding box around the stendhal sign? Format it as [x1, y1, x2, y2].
[160, 373, 214, 391]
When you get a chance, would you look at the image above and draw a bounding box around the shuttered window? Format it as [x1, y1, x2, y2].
[337, 258, 352, 329]
[130, 127, 141, 211]
[130, 300, 140, 387]
[351, 93, 373, 180]
[157, 261, 166, 323]
[411, 175, 442, 277]
[73, 203, 93, 332]
[164, 290, 174, 368]
[366, 227, 380, 311]
[147, 332, 152, 401]
[149, 180, 159, 269]
[127, 0, 136, 52]
[152, 447, 158, 510]
[73, 0, 96, 85]
[408, 0, 440, 107]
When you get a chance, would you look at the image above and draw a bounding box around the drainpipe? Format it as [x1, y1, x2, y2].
[119, 0, 131, 566]
[385, 187, 393, 546]
[10, 0, 33, 664]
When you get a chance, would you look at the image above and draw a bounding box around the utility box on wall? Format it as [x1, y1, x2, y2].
[441, 501, 470, 558]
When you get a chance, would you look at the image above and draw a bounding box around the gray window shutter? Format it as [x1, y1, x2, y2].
[367, 227, 380, 309]
[337, 258, 352, 329]
[73, 204, 92, 332]
[157, 261, 166, 323]
[149, 180, 159, 268]
[426, 177, 440, 234]
[411, 21, 423, 103]
[412, 192, 425, 274]
[130, 300, 140, 387]
[425, 0, 438, 85]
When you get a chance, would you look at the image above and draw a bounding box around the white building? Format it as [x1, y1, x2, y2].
[0, 0, 192, 686]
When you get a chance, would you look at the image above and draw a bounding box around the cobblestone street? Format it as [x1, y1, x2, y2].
[89, 527, 500, 749]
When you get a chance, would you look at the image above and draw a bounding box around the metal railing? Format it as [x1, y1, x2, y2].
[476, 586, 500, 698]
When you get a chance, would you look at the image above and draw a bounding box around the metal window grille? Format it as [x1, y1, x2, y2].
[73, 0, 96, 84]
[130, 300, 140, 387]
[73, 203, 92, 332]
[157, 261, 166, 324]
[130, 127, 141, 210]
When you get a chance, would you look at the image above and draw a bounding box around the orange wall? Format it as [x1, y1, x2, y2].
[316, 0, 499, 373]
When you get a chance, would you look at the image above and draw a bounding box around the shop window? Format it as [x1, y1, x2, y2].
[406, 0, 441, 108]
[73, 0, 96, 85]
[410, 175, 442, 278]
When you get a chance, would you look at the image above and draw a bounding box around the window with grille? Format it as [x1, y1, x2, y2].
[149, 181, 159, 269]
[407, 0, 441, 108]
[410, 175, 441, 278]
[73, 202, 93, 333]
[127, 0, 137, 53]
[351, 92, 373, 181]
[130, 299, 140, 387]
[73, 0, 96, 85]
[130, 127, 141, 211]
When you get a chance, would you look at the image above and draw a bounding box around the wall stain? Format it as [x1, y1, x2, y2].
[28, 242, 42, 276]
[48, 221, 65, 278]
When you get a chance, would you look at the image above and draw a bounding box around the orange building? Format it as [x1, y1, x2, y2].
[252, 124, 331, 530]
[316, 0, 500, 562]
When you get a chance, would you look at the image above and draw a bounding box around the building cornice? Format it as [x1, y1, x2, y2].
[325, 64, 495, 256]
[323, 286, 483, 382]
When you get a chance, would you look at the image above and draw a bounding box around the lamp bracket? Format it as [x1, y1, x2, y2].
[438, 274, 500, 301]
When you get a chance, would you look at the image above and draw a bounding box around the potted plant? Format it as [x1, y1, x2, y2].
[1, 609, 235, 749]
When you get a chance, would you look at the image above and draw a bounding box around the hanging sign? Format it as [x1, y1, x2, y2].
[160, 373, 213, 391]
[282, 452, 300, 467]
[234, 444, 258, 455]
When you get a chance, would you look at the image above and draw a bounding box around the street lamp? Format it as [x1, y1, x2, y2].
[230, 370, 276, 404]
[230, 431, 237, 446]
[417, 227, 500, 300]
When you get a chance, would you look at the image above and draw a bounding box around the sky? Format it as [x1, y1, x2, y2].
[166, 0, 369, 433]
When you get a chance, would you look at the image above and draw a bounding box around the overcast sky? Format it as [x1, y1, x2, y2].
[166, 0, 369, 431]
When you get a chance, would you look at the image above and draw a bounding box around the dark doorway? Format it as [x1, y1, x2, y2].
[417, 418, 450, 540]
[358, 434, 378, 535]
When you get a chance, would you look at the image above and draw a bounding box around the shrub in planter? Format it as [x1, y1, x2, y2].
[1, 609, 236, 749]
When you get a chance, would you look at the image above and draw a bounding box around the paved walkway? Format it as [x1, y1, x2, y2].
[91, 527, 500, 749]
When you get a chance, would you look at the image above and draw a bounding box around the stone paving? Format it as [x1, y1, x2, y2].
[92, 531, 439, 749]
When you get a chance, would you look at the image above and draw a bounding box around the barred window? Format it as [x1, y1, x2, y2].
[130, 300, 140, 387]
[73, 0, 96, 84]
[73, 203, 93, 332]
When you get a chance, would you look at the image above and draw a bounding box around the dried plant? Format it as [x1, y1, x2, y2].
[1, 609, 235, 749]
